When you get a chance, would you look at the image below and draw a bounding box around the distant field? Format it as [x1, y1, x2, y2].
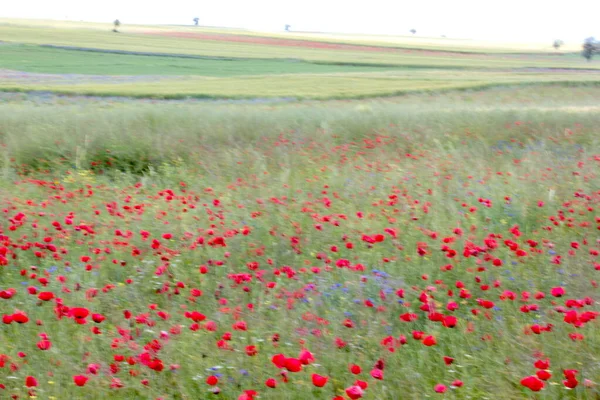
[1, 19, 599, 99]
[0, 44, 396, 76]
[3, 69, 600, 99]
[0, 18, 585, 53]
[0, 22, 596, 70]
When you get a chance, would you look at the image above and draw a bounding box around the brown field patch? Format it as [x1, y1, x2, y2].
[142, 31, 495, 59]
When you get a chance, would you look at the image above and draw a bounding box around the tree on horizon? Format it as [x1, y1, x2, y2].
[553, 39, 564, 50]
[583, 37, 598, 61]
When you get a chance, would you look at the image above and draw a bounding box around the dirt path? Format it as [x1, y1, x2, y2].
[0, 69, 179, 85]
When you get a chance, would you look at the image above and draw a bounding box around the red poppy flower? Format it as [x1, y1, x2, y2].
[71, 307, 89, 320]
[434, 384, 447, 393]
[298, 349, 314, 365]
[0, 288, 16, 299]
[238, 390, 258, 400]
[284, 358, 302, 372]
[423, 335, 437, 346]
[208, 237, 226, 247]
[354, 380, 368, 390]
[232, 321, 247, 331]
[271, 354, 286, 369]
[350, 364, 362, 374]
[443, 315, 457, 328]
[443, 356, 454, 365]
[12, 312, 29, 324]
[265, 378, 277, 388]
[311, 374, 328, 387]
[37, 339, 52, 350]
[564, 378, 578, 388]
[206, 376, 218, 386]
[370, 369, 383, 380]
[91, 314, 105, 323]
[345, 385, 364, 399]
[536, 370, 551, 381]
[245, 345, 258, 356]
[399, 313, 418, 322]
[563, 369, 578, 380]
[521, 376, 545, 391]
[37, 292, 54, 301]
[25, 376, 38, 387]
[73, 375, 88, 387]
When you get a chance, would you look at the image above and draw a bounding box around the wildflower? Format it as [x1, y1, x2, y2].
[73, 375, 88, 387]
[311, 374, 328, 387]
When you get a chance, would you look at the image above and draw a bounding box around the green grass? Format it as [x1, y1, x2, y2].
[1, 85, 599, 172]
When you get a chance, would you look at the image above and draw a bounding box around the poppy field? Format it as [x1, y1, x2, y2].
[0, 89, 599, 400]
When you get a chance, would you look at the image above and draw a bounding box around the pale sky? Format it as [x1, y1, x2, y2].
[3, 0, 599, 42]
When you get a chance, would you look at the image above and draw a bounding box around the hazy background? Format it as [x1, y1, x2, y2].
[4, 0, 599, 42]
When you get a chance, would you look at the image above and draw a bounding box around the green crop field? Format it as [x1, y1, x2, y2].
[4, 71, 600, 99]
[1, 19, 600, 99]
[0, 44, 398, 76]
